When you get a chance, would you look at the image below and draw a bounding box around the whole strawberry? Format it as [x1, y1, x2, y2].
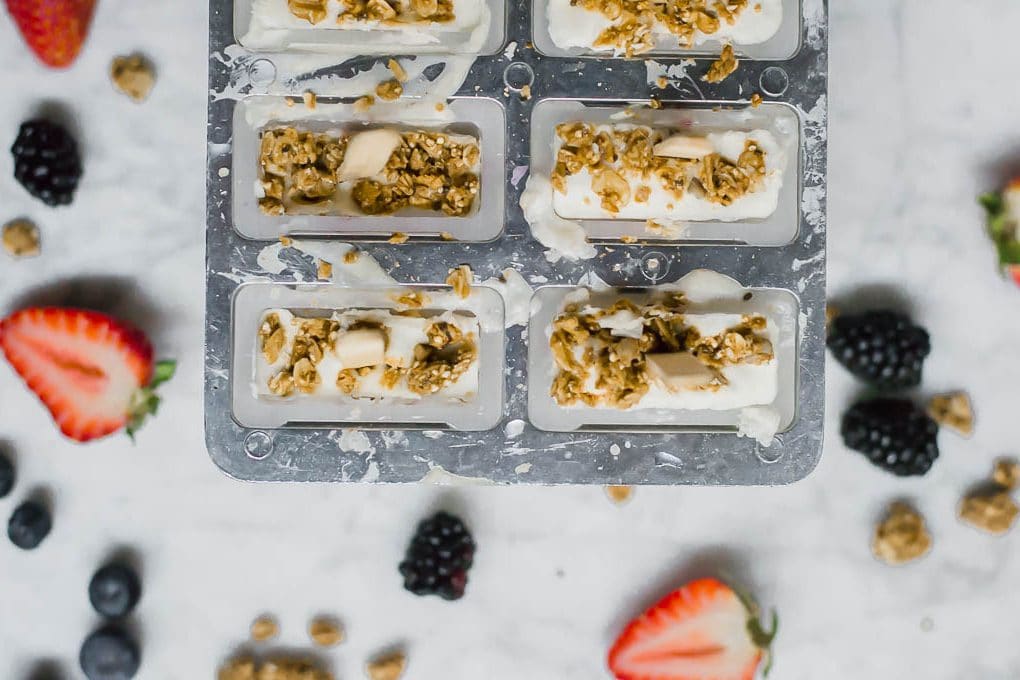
[0, 308, 175, 442]
[5, 0, 96, 68]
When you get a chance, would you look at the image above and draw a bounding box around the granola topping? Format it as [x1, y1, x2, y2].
[574, 0, 752, 56]
[376, 79, 403, 101]
[288, 0, 329, 24]
[338, 0, 455, 23]
[704, 43, 738, 83]
[550, 122, 768, 212]
[872, 502, 932, 566]
[960, 491, 1019, 535]
[446, 264, 472, 298]
[549, 297, 772, 408]
[408, 323, 477, 395]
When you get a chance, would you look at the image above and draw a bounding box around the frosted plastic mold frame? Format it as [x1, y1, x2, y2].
[206, 0, 829, 484]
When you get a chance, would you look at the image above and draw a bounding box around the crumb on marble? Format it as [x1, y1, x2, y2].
[250, 615, 279, 642]
[2, 219, 40, 258]
[872, 501, 931, 566]
[308, 616, 344, 647]
[605, 485, 633, 504]
[366, 652, 406, 680]
[111, 54, 156, 102]
[926, 392, 973, 437]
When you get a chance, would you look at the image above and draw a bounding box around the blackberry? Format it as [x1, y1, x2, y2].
[11, 119, 83, 207]
[8, 500, 52, 550]
[79, 626, 140, 680]
[89, 564, 142, 619]
[841, 398, 939, 476]
[399, 511, 475, 600]
[826, 310, 930, 389]
[0, 451, 13, 498]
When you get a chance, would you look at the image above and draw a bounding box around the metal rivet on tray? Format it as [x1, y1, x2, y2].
[639, 251, 670, 283]
[754, 439, 784, 464]
[758, 66, 789, 97]
[503, 62, 535, 92]
[244, 430, 274, 460]
[248, 59, 277, 89]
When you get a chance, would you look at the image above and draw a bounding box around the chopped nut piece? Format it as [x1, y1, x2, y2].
[2, 219, 40, 257]
[520, 84, 532, 100]
[110, 54, 155, 102]
[375, 79, 403, 101]
[750, 93, 763, 107]
[440, 231, 455, 241]
[344, 249, 360, 264]
[288, 0, 329, 23]
[387, 59, 408, 82]
[959, 491, 1019, 535]
[993, 458, 1020, 491]
[605, 485, 633, 504]
[366, 652, 406, 680]
[927, 392, 973, 437]
[303, 91, 317, 109]
[250, 615, 279, 642]
[872, 502, 932, 566]
[656, 76, 668, 89]
[219, 656, 333, 680]
[395, 291, 429, 308]
[446, 265, 472, 298]
[704, 44, 738, 83]
[317, 260, 333, 280]
[308, 617, 344, 647]
[388, 232, 409, 244]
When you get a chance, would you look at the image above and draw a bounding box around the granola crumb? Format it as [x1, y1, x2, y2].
[387, 58, 408, 82]
[388, 232, 409, 244]
[250, 615, 279, 642]
[308, 616, 344, 647]
[993, 458, 1020, 491]
[446, 264, 472, 299]
[288, 0, 329, 23]
[219, 656, 333, 680]
[303, 90, 317, 109]
[2, 219, 40, 258]
[375, 79, 403, 101]
[926, 392, 973, 437]
[648, 98, 662, 109]
[286, 98, 295, 107]
[434, 102, 446, 112]
[872, 502, 932, 566]
[366, 652, 406, 680]
[280, 235, 294, 247]
[656, 76, 668, 89]
[620, 235, 638, 244]
[750, 93, 763, 107]
[605, 485, 633, 504]
[354, 96, 375, 112]
[704, 44, 738, 84]
[440, 231, 455, 241]
[110, 54, 155, 102]
[395, 290, 429, 308]
[959, 491, 1019, 535]
[520, 84, 532, 100]
[317, 259, 333, 280]
[343, 249, 360, 264]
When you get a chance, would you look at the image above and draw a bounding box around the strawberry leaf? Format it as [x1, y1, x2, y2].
[151, 359, 176, 388]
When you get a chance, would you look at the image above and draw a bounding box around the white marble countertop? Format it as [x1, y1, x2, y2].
[2, 2, 1019, 678]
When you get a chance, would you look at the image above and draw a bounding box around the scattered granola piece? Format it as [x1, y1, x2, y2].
[280, 236, 294, 247]
[366, 652, 406, 680]
[872, 502, 932, 566]
[110, 54, 155, 102]
[389, 232, 409, 244]
[520, 84, 532, 100]
[303, 90, 317, 109]
[376, 79, 403, 101]
[387, 58, 408, 82]
[446, 264, 472, 299]
[620, 235, 638, 244]
[926, 392, 973, 437]
[648, 98, 661, 109]
[605, 485, 633, 505]
[354, 96, 375, 112]
[395, 290, 429, 308]
[317, 260, 333, 280]
[286, 98, 296, 108]
[308, 617, 344, 647]
[993, 458, 1020, 491]
[250, 615, 279, 642]
[440, 231, 455, 241]
[343, 249, 360, 264]
[2, 219, 40, 258]
[434, 102, 446, 112]
[750, 93, 763, 108]
[288, 0, 329, 23]
[219, 656, 333, 680]
[656, 76, 668, 89]
[959, 491, 1019, 535]
[703, 44, 738, 84]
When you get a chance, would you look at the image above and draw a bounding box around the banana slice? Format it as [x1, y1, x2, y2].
[338, 128, 403, 182]
[335, 328, 386, 368]
[645, 352, 721, 392]
[652, 135, 715, 159]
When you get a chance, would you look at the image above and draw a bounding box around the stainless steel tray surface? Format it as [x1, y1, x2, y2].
[206, 0, 829, 485]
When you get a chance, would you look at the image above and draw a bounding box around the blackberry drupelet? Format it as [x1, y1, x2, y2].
[399, 511, 475, 600]
[11, 119, 83, 206]
[826, 310, 930, 389]
[841, 398, 939, 476]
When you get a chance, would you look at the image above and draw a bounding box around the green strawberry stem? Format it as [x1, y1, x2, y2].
[126, 359, 177, 441]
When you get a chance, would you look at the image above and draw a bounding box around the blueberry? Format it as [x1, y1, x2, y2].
[0, 453, 13, 498]
[8, 501, 51, 550]
[79, 626, 140, 680]
[89, 564, 141, 619]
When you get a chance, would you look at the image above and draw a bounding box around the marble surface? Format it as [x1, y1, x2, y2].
[1, 1, 1020, 678]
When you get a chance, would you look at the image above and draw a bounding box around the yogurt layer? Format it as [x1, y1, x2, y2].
[546, 0, 782, 55]
[256, 307, 480, 402]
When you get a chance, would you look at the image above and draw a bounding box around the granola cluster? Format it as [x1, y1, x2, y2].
[258, 126, 480, 218]
[551, 122, 767, 213]
[872, 502, 932, 566]
[219, 657, 332, 680]
[260, 312, 478, 398]
[572, 0, 752, 56]
[337, 0, 455, 23]
[549, 296, 772, 408]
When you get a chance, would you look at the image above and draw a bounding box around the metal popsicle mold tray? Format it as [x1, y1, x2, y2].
[206, 0, 829, 484]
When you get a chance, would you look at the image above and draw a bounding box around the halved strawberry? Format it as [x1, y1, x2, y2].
[5, 0, 96, 68]
[608, 578, 777, 680]
[0, 308, 175, 442]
